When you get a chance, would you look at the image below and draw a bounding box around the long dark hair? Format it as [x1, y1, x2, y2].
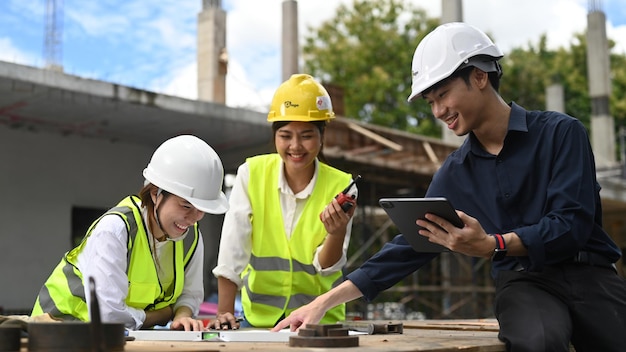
[139, 183, 157, 233]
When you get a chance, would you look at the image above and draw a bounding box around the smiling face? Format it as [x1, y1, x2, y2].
[422, 68, 486, 137]
[274, 121, 322, 174]
[151, 191, 205, 240]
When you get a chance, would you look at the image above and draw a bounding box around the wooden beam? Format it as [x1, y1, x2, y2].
[422, 141, 439, 164]
[344, 144, 383, 156]
[347, 122, 403, 151]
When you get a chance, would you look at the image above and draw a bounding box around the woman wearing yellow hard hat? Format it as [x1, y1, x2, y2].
[212, 74, 358, 329]
[32, 135, 229, 331]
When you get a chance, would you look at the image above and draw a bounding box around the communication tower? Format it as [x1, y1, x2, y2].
[44, 0, 64, 71]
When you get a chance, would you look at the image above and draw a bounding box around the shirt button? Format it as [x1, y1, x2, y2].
[504, 193, 510, 198]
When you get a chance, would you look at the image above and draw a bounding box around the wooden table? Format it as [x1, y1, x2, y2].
[20, 319, 505, 351]
[127, 319, 503, 352]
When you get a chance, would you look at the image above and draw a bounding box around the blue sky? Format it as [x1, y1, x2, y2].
[1, 0, 625, 111]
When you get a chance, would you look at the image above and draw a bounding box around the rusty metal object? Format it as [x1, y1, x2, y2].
[28, 277, 125, 351]
[28, 322, 125, 351]
[89, 276, 106, 352]
[339, 321, 404, 334]
[289, 324, 359, 348]
[0, 326, 21, 352]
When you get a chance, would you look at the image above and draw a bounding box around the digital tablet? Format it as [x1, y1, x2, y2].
[378, 197, 464, 253]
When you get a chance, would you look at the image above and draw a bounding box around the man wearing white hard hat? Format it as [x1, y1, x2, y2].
[274, 23, 626, 351]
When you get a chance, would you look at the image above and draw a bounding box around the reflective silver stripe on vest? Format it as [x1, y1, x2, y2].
[286, 276, 344, 309]
[242, 273, 287, 309]
[108, 204, 139, 266]
[245, 255, 343, 310]
[36, 259, 86, 321]
[243, 273, 344, 311]
[37, 284, 81, 321]
[243, 254, 317, 309]
[286, 293, 317, 310]
[249, 254, 316, 275]
[62, 260, 86, 299]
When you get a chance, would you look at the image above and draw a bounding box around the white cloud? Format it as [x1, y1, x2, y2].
[609, 25, 626, 54]
[157, 61, 197, 100]
[463, 0, 588, 52]
[226, 60, 276, 111]
[0, 38, 36, 65]
[65, 8, 130, 39]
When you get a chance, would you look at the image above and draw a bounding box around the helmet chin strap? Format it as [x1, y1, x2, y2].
[153, 188, 170, 241]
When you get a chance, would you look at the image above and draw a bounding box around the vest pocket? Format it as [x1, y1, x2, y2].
[70, 300, 89, 321]
[126, 282, 160, 308]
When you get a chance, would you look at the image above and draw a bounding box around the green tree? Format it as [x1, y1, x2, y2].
[302, 0, 440, 136]
[304, 0, 626, 154]
[500, 31, 626, 139]
[499, 35, 552, 113]
[609, 45, 626, 131]
[500, 33, 594, 129]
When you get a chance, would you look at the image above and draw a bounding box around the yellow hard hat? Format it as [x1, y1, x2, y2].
[267, 74, 335, 122]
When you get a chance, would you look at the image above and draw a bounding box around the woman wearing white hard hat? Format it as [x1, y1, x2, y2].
[212, 74, 358, 329]
[32, 135, 229, 331]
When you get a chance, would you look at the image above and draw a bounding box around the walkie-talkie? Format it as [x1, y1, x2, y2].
[320, 175, 362, 220]
[335, 175, 361, 212]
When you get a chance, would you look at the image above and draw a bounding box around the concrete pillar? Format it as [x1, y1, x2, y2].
[197, 0, 227, 103]
[282, 0, 299, 81]
[441, 0, 463, 24]
[438, 1, 464, 316]
[546, 83, 565, 113]
[197, 0, 228, 298]
[586, 7, 616, 168]
[440, 0, 465, 147]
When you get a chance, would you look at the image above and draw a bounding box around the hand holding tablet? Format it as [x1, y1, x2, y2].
[379, 197, 463, 252]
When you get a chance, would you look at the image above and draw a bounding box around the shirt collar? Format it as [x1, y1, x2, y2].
[458, 102, 528, 159]
[277, 158, 319, 198]
[508, 102, 528, 132]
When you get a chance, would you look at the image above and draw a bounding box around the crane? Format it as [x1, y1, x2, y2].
[44, 0, 64, 71]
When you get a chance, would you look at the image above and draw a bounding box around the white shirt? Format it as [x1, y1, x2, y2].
[212, 159, 353, 288]
[77, 209, 204, 330]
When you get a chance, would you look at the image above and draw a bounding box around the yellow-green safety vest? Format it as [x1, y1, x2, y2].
[242, 154, 351, 327]
[31, 195, 199, 321]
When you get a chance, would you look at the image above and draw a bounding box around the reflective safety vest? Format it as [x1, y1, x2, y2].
[243, 154, 351, 327]
[31, 196, 199, 321]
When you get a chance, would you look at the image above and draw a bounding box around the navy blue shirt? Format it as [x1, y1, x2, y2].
[347, 102, 622, 301]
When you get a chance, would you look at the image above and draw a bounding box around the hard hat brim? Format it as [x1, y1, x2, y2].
[267, 115, 334, 122]
[187, 192, 229, 215]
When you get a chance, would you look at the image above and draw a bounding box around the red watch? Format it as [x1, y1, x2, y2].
[491, 233, 507, 261]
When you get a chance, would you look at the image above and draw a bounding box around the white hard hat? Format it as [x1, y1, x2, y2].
[143, 135, 229, 214]
[407, 22, 503, 102]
